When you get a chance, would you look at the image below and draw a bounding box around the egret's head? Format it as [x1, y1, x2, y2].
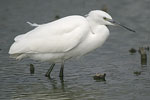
[87, 10, 114, 25]
[87, 10, 135, 32]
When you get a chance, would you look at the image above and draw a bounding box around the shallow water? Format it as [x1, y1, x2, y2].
[0, 0, 150, 100]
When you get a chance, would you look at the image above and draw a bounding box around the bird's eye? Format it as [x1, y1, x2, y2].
[103, 17, 107, 20]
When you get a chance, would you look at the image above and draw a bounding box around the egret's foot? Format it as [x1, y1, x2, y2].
[45, 63, 55, 78]
[45, 73, 50, 77]
[59, 72, 64, 81]
[59, 76, 64, 81]
[45, 71, 51, 78]
[59, 62, 64, 78]
[59, 68, 64, 77]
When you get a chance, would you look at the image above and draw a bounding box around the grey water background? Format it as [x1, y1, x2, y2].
[0, 0, 150, 100]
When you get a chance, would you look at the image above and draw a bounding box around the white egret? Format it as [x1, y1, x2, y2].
[9, 10, 135, 79]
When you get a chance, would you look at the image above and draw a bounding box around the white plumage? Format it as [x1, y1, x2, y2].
[9, 10, 116, 78]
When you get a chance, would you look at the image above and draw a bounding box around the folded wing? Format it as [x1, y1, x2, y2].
[9, 16, 90, 54]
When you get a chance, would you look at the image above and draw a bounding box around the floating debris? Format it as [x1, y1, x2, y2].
[55, 15, 60, 20]
[129, 48, 136, 54]
[139, 47, 147, 65]
[30, 64, 35, 74]
[93, 73, 106, 81]
[134, 71, 141, 76]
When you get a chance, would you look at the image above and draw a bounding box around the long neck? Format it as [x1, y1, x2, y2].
[86, 16, 99, 31]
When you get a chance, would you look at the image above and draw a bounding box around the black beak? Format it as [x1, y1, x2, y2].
[108, 19, 136, 33]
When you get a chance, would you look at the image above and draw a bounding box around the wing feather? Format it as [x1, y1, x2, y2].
[9, 16, 90, 54]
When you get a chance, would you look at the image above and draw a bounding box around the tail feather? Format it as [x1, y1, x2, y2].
[9, 41, 28, 60]
[9, 53, 27, 60]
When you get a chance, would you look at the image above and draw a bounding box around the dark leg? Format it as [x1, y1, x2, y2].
[59, 62, 64, 78]
[45, 63, 55, 77]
